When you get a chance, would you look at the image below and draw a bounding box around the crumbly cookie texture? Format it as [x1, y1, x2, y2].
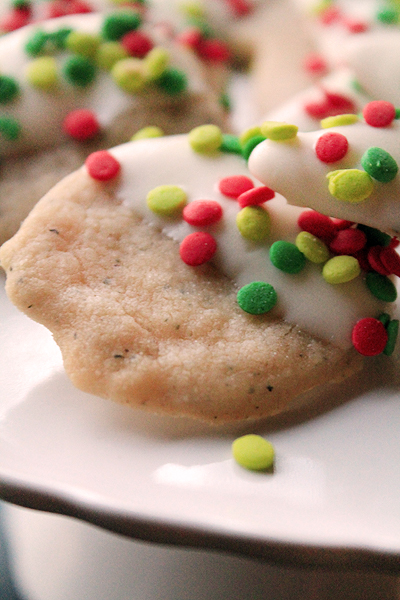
[0, 169, 361, 423]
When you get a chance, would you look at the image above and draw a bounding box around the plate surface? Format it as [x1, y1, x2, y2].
[1, 272, 400, 572]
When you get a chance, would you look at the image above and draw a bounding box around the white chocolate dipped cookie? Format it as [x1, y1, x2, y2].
[0, 11, 228, 244]
[1, 125, 398, 422]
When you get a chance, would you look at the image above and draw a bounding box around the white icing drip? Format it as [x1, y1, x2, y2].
[103, 134, 391, 348]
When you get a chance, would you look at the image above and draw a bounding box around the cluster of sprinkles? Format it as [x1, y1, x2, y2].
[309, 0, 400, 30]
[84, 113, 400, 359]
[0, 10, 193, 146]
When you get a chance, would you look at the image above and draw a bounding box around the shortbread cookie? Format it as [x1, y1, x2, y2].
[0, 11, 227, 244]
[1, 128, 397, 422]
[249, 101, 400, 235]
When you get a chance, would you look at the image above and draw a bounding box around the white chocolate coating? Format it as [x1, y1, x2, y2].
[95, 134, 392, 348]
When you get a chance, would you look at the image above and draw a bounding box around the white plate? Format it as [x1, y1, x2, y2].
[1, 271, 400, 572]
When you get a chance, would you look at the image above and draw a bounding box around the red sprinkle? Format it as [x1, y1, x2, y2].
[179, 231, 217, 266]
[343, 18, 368, 33]
[353, 248, 370, 272]
[218, 175, 254, 199]
[305, 90, 355, 120]
[63, 109, 100, 141]
[363, 101, 396, 128]
[315, 131, 349, 163]
[379, 246, 400, 277]
[45, 0, 92, 17]
[367, 246, 391, 275]
[298, 210, 335, 243]
[303, 53, 328, 76]
[332, 218, 354, 231]
[177, 27, 203, 50]
[197, 38, 231, 62]
[319, 5, 342, 25]
[329, 227, 367, 255]
[121, 30, 153, 58]
[352, 317, 388, 356]
[85, 150, 121, 181]
[0, 7, 31, 32]
[224, 0, 253, 17]
[182, 200, 223, 227]
[237, 185, 275, 208]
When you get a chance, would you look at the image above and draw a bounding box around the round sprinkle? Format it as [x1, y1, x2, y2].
[241, 134, 266, 161]
[315, 132, 349, 163]
[179, 231, 217, 266]
[131, 125, 164, 140]
[85, 150, 121, 181]
[363, 101, 396, 128]
[260, 121, 298, 141]
[25, 56, 58, 90]
[0, 115, 21, 140]
[0, 75, 19, 104]
[329, 227, 367, 255]
[365, 272, 397, 302]
[101, 11, 142, 41]
[322, 255, 361, 284]
[182, 199, 222, 227]
[189, 124, 222, 154]
[295, 231, 330, 263]
[232, 434, 274, 472]
[238, 186, 275, 208]
[236, 206, 271, 242]
[197, 37, 230, 62]
[146, 185, 187, 216]
[25, 29, 48, 56]
[218, 175, 254, 199]
[121, 30, 153, 58]
[327, 169, 374, 203]
[237, 281, 277, 315]
[379, 245, 400, 277]
[383, 319, 399, 356]
[360, 147, 398, 183]
[111, 57, 145, 93]
[96, 41, 128, 70]
[63, 109, 99, 140]
[270, 241, 306, 274]
[321, 114, 359, 128]
[298, 210, 335, 243]
[62, 55, 96, 87]
[66, 31, 100, 58]
[239, 125, 262, 146]
[352, 318, 388, 356]
[143, 47, 169, 79]
[155, 67, 187, 95]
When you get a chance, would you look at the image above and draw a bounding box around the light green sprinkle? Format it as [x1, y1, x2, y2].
[260, 121, 298, 141]
[96, 41, 128, 70]
[111, 58, 146, 93]
[237, 281, 277, 315]
[143, 46, 169, 80]
[239, 125, 262, 147]
[232, 434, 275, 472]
[321, 114, 359, 128]
[327, 169, 374, 203]
[188, 124, 223, 154]
[146, 185, 187, 216]
[322, 255, 361, 284]
[25, 56, 58, 90]
[66, 31, 100, 58]
[131, 126, 164, 140]
[295, 231, 330, 263]
[236, 206, 271, 241]
[179, 1, 205, 18]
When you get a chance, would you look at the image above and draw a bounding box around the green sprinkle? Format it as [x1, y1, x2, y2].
[66, 31, 101, 59]
[366, 272, 397, 302]
[188, 124, 222, 154]
[155, 67, 187, 95]
[295, 231, 330, 263]
[101, 11, 142, 41]
[25, 29, 49, 56]
[270, 240, 306, 274]
[327, 169, 374, 203]
[322, 255, 361, 284]
[25, 56, 58, 90]
[96, 41, 128, 70]
[220, 134, 242, 154]
[237, 281, 277, 315]
[0, 75, 19, 104]
[232, 434, 275, 472]
[321, 114, 359, 128]
[376, 7, 399, 24]
[356, 224, 392, 247]
[378, 312, 391, 328]
[384, 319, 399, 356]
[239, 126, 262, 147]
[236, 206, 271, 241]
[112, 58, 145, 93]
[62, 55, 96, 87]
[131, 126, 164, 140]
[360, 147, 398, 183]
[260, 120, 298, 141]
[0, 116, 21, 140]
[241, 134, 266, 161]
[219, 91, 231, 112]
[143, 47, 169, 79]
[49, 27, 74, 50]
[146, 185, 187, 216]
